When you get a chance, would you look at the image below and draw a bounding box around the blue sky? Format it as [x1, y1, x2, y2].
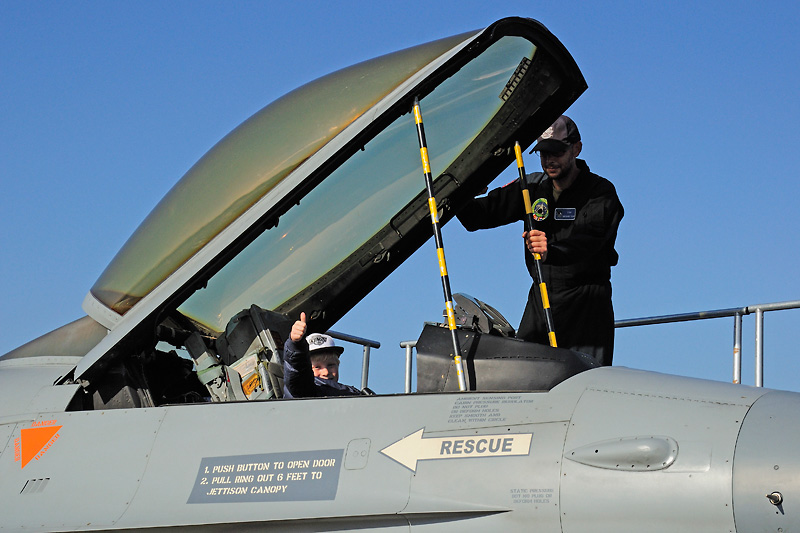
[2, 1, 799, 393]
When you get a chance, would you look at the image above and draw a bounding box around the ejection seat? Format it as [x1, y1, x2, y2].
[185, 305, 291, 402]
[416, 294, 599, 393]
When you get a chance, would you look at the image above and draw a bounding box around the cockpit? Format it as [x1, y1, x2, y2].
[62, 290, 598, 411]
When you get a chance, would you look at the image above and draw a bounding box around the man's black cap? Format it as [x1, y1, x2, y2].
[531, 115, 581, 153]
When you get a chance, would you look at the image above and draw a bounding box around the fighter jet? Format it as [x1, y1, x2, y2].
[1, 17, 796, 532]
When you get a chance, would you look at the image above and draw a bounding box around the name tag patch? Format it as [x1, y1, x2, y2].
[554, 208, 576, 221]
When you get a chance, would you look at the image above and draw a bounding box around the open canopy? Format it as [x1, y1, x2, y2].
[75, 17, 586, 381]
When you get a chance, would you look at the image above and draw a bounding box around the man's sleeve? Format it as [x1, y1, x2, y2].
[282, 338, 317, 398]
[456, 180, 525, 231]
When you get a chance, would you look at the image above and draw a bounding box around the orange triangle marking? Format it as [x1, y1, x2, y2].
[20, 426, 61, 468]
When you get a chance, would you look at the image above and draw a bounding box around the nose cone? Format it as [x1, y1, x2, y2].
[733, 391, 800, 531]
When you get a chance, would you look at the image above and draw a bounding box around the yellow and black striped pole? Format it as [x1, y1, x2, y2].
[413, 97, 467, 391]
[515, 141, 558, 348]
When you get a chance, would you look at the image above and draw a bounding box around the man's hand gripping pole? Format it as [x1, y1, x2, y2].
[515, 142, 558, 348]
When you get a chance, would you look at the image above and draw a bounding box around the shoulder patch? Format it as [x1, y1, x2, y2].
[532, 198, 549, 221]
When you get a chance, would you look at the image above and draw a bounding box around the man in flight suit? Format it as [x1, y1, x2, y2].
[456, 116, 623, 365]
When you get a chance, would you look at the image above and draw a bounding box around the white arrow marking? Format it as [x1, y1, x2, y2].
[380, 428, 532, 472]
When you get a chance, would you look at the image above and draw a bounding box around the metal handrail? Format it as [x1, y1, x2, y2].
[398, 300, 800, 391]
[326, 330, 380, 390]
[615, 299, 800, 387]
[400, 340, 417, 394]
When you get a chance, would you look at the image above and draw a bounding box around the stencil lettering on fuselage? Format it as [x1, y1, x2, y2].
[380, 428, 532, 472]
[446, 394, 538, 424]
[188, 449, 343, 503]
